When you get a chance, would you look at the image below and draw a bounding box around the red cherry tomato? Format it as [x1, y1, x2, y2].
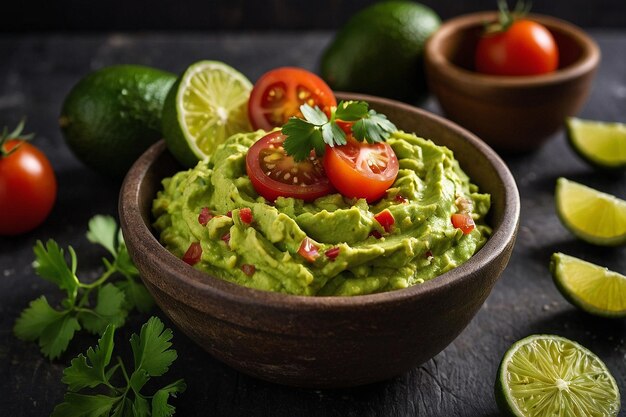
[475, 19, 559, 76]
[451, 213, 476, 235]
[0, 140, 57, 235]
[246, 131, 334, 202]
[323, 139, 399, 203]
[248, 67, 337, 131]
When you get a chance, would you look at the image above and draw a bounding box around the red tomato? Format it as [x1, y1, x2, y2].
[298, 237, 320, 263]
[374, 209, 395, 233]
[245, 131, 334, 202]
[451, 213, 475, 235]
[0, 140, 57, 235]
[323, 140, 399, 203]
[239, 207, 253, 225]
[182, 242, 202, 265]
[248, 67, 337, 130]
[475, 19, 559, 76]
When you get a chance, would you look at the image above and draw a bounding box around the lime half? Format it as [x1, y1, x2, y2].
[567, 117, 626, 170]
[550, 252, 626, 318]
[162, 60, 252, 167]
[496, 334, 620, 417]
[555, 177, 626, 246]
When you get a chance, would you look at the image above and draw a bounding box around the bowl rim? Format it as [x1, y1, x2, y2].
[425, 11, 601, 88]
[119, 93, 520, 313]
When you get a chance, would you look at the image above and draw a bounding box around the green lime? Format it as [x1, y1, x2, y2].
[320, 1, 440, 102]
[567, 117, 626, 170]
[495, 334, 620, 417]
[550, 252, 626, 318]
[161, 60, 252, 167]
[555, 177, 626, 246]
[60, 65, 176, 179]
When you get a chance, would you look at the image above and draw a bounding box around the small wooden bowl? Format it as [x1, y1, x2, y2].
[424, 12, 600, 153]
[119, 93, 520, 388]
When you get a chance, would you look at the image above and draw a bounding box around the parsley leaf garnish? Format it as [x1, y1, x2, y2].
[14, 215, 154, 359]
[51, 317, 186, 417]
[282, 100, 397, 161]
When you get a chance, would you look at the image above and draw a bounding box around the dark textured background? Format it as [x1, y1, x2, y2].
[1, 1, 626, 416]
[3, 0, 626, 31]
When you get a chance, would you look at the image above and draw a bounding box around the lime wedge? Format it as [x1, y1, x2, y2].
[567, 117, 626, 170]
[555, 177, 626, 246]
[162, 60, 253, 167]
[550, 252, 626, 318]
[495, 334, 620, 417]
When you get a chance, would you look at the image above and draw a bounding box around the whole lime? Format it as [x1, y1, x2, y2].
[60, 65, 176, 179]
[321, 1, 440, 102]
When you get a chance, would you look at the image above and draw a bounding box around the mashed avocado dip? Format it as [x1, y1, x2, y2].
[152, 131, 491, 296]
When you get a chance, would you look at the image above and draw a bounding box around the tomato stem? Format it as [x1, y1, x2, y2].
[0, 118, 34, 158]
[486, 0, 532, 34]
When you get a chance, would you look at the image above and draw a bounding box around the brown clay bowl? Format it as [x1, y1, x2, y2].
[424, 12, 600, 153]
[119, 93, 520, 388]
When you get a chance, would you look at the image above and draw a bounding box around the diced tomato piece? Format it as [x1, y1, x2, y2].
[451, 213, 475, 234]
[325, 247, 340, 261]
[182, 242, 202, 266]
[394, 194, 408, 204]
[226, 210, 232, 218]
[241, 264, 256, 276]
[198, 207, 213, 226]
[221, 232, 231, 246]
[424, 250, 433, 259]
[369, 230, 383, 239]
[239, 207, 253, 224]
[298, 237, 320, 263]
[374, 209, 395, 233]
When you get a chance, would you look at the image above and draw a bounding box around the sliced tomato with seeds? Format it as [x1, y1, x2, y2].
[323, 139, 399, 202]
[246, 131, 334, 202]
[298, 237, 320, 263]
[451, 213, 475, 234]
[248, 67, 337, 130]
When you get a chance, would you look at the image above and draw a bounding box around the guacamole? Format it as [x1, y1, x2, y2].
[152, 131, 491, 296]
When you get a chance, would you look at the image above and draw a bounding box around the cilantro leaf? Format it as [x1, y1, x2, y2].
[352, 110, 397, 143]
[130, 316, 178, 377]
[62, 324, 115, 391]
[87, 215, 118, 256]
[33, 240, 79, 296]
[334, 101, 369, 121]
[79, 284, 127, 335]
[115, 280, 154, 313]
[282, 118, 324, 161]
[51, 393, 119, 417]
[152, 379, 187, 417]
[13, 296, 80, 360]
[54, 317, 185, 417]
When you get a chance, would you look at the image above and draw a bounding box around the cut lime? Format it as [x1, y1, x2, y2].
[550, 252, 626, 318]
[162, 60, 252, 167]
[555, 177, 626, 246]
[495, 334, 620, 417]
[567, 117, 626, 170]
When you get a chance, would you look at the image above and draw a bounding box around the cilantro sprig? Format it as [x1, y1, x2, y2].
[14, 215, 154, 359]
[51, 317, 186, 417]
[282, 100, 397, 161]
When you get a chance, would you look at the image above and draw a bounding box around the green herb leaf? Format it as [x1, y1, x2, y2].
[51, 393, 119, 417]
[87, 215, 119, 256]
[79, 284, 127, 335]
[13, 296, 80, 360]
[300, 104, 328, 125]
[352, 110, 397, 143]
[62, 324, 116, 391]
[334, 101, 369, 121]
[115, 280, 154, 313]
[131, 316, 178, 377]
[33, 240, 79, 296]
[282, 117, 324, 161]
[152, 379, 187, 417]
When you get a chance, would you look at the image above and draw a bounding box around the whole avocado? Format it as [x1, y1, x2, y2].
[321, 1, 440, 102]
[60, 65, 176, 179]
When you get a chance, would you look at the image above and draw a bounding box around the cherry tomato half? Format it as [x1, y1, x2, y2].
[245, 131, 334, 202]
[323, 140, 399, 203]
[248, 67, 337, 131]
[0, 140, 57, 235]
[475, 19, 559, 76]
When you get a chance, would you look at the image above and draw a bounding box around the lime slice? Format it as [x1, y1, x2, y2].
[162, 60, 252, 167]
[555, 177, 626, 246]
[495, 334, 620, 417]
[550, 252, 626, 318]
[567, 117, 626, 170]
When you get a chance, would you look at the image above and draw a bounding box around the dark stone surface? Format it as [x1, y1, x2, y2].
[0, 31, 625, 416]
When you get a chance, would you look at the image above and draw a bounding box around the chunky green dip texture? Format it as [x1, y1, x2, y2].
[152, 131, 491, 296]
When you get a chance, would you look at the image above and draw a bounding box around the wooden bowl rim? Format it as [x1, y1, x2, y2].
[119, 93, 520, 312]
[425, 11, 601, 88]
